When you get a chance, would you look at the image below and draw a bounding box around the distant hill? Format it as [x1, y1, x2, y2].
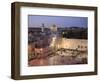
[28, 27, 87, 39]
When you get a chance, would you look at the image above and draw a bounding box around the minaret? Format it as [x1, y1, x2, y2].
[41, 23, 45, 32]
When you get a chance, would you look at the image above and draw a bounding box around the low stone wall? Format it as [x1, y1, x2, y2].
[54, 38, 87, 51]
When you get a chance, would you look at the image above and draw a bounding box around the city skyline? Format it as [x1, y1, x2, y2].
[28, 15, 88, 28]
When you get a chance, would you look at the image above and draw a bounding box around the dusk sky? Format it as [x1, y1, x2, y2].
[28, 15, 88, 28]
